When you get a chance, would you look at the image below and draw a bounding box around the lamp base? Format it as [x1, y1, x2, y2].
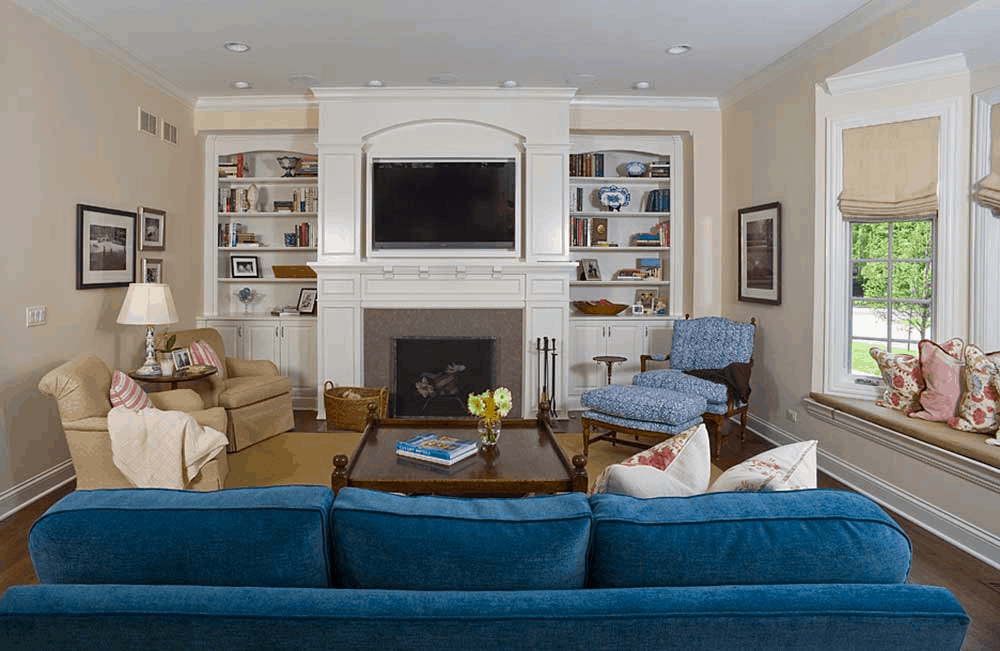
[134, 325, 161, 376]
[133, 359, 161, 377]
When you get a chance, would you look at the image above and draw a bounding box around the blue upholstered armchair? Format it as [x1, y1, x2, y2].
[635, 316, 757, 456]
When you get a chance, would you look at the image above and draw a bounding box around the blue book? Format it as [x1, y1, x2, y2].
[396, 433, 478, 465]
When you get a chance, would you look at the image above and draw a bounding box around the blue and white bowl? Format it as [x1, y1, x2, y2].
[625, 161, 648, 177]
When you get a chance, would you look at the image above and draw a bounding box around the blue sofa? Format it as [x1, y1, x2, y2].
[0, 486, 969, 650]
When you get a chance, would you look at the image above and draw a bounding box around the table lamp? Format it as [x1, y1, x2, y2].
[116, 283, 178, 377]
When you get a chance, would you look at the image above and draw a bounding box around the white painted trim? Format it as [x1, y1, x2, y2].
[195, 95, 319, 112]
[824, 54, 969, 96]
[310, 87, 578, 102]
[971, 88, 1000, 350]
[15, 0, 193, 107]
[0, 461, 74, 523]
[752, 405, 1000, 570]
[570, 96, 720, 111]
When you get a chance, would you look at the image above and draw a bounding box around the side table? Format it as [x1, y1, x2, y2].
[592, 355, 627, 386]
[128, 365, 218, 391]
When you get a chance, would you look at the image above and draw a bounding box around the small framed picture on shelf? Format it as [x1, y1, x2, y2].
[579, 258, 601, 281]
[142, 258, 163, 283]
[297, 288, 317, 314]
[138, 206, 165, 251]
[634, 289, 656, 313]
[631, 304, 644, 316]
[230, 255, 260, 278]
[171, 348, 192, 371]
[738, 201, 782, 305]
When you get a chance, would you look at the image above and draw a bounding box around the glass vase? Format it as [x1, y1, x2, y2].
[477, 418, 502, 448]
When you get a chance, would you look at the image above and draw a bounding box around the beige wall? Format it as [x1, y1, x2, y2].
[1, 1, 204, 493]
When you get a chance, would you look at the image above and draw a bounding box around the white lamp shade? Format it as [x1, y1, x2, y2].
[116, 283, 179, 325]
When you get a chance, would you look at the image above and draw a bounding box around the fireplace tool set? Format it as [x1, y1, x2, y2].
[536, 337, 559, 420]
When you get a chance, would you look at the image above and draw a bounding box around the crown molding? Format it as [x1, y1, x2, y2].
[824, 53, 969, 96]
[570, 95, 719, 111]
[309, 87, 578, 102]
[195, 95, 319, 112]
[15, 0, 194, 108]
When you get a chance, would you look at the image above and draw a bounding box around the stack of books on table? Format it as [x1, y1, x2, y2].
[395, 433, 478, 466]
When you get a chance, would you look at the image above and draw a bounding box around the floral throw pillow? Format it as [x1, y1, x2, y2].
[707, 440, 817, 493]
[910, 338, 966, 422]
[948, 345, 1000, 433]
[109, 370, 152, 411]
[590, 423, 711, 498]
[869, 347, 923, 412]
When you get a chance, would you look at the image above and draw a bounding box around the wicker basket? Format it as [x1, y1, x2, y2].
[323, 381, 388, 431]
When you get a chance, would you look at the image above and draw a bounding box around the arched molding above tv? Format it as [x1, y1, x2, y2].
[361, 118, 526, 159]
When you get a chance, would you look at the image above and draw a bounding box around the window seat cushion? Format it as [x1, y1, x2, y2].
[809, 393, 1000, 470]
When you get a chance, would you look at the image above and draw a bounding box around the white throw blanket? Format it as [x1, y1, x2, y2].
[107, 406, 228, 489]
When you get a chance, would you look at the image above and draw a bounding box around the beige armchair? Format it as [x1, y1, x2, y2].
[38, 354, 228, 490]
[159, 328, 294, 452]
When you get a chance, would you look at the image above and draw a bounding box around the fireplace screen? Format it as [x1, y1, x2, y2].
[392, 337, 497, 417]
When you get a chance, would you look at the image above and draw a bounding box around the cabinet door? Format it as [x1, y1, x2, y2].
[568, 321, 607, 395]
[643, 322, 674, 364]
[204, 320, 241, 360]
[606, 322, 644, 384]
[280, 320, 317, 403]
[244, 321, 281, 367]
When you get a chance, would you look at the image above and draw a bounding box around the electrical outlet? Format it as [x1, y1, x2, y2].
[26, 305, 47, 327]
[785, 408, 799, 423]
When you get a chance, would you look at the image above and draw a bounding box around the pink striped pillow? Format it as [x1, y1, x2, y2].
[189, 340, 223, 370]
[109, 370, 152, 411]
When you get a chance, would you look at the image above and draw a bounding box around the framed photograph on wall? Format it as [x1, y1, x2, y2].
[230, 255, 260, 278]
[142, 258, 163, 283]
[738, 202, 781, 305]
[297, 288, 317, 314]
[76, 204, 136, 289]
[138, 206, 165, 251]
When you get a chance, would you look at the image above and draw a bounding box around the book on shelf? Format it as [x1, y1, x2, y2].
[644, 189, 670, 212]
[569, 152, 605, 177]
[395, 433, 478, 466]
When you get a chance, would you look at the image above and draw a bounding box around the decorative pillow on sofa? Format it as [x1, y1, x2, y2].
[590, 424, 711, 498]
[909, 338, 965, 422]
[707, 440, 817, 492]
[189, 340, 223, 370]
[948, 345, 1000, 433]
[109, 370, 152, 411]
[869, 347, 923, 412]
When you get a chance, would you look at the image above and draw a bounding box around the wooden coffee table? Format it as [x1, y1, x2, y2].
[331, 410, 587, 497]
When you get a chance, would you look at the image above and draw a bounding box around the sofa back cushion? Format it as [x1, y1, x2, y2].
[588, 489, 911, 587]
[30, 486, 334, 588]
[332, 488, 592, 590]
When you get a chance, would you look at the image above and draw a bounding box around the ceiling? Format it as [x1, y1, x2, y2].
[14, 0, 1000, 104]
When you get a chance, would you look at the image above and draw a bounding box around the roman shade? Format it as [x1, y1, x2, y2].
[974, 103, 1000, 212]
[839, 117, 939, 221]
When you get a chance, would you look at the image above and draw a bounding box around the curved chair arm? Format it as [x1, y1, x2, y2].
[60, 417, 110, 432]
[226, 357, 279, 377]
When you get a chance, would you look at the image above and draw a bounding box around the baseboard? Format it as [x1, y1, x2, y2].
[0, 461, 75, 523]
[747, 413, 1000, 571]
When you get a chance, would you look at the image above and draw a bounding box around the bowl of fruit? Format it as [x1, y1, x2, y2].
[571, 299, 630, 316]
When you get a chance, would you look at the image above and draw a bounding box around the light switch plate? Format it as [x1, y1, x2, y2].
[26, 305, 46, 327]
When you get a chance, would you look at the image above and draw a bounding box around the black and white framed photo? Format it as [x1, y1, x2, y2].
[578, 258, 601, 281]
[142, 258, 163, 283]
[138, 206, 165, 251]
[230, 255, 260, 278]
[297, 287, 317, 314]
[76, 204, 136, 289]
[172, 347, 192, 370]
[738, 202, 782, 305]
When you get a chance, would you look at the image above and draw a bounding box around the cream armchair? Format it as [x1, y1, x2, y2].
[158, 328, 294, 452]
[37, 354, 228, 490]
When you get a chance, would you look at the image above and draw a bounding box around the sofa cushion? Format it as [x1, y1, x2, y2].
[109, 370, 153, 411]
[332, 487, 592, 590]
[588, 489, 911, 588]
[581, 384, 707, 425]
[582, 410, 703, 436]
[218, 375, 292, 408]
[591, 424, 711, 497]
[707, 440, 817, 492]
[632, 369, 729, 403]
[29, 486, 334, 588]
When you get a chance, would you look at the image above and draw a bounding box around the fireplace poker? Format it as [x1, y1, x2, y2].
[550, 338, 558, 418]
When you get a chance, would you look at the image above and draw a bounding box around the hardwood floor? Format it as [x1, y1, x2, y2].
[2, 411, 997, 649]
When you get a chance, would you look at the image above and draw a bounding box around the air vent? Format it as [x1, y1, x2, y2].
[162, 121, 178, 145]
[138, 107, 158, 136]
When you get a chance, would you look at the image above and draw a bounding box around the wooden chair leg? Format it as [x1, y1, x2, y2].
[703, 414, 723, 459]
[582, 420, 591, 456]
[739, 408, 749, 442]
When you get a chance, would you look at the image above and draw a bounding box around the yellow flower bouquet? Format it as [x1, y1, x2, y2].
[467, 387, 513, 445]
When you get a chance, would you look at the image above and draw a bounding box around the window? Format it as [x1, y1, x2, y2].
[849, 219, 934, 377]
[822, 98, 963, 398]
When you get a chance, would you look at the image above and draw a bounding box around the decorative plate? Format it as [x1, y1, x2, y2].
[625, 161, 648, 177]
[598, 185, 631, 211]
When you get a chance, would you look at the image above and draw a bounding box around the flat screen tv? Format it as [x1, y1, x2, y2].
[371, 159, 516, 251]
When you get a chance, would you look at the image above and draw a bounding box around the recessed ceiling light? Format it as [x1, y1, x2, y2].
[429, 73, 458, 85]
[223, 41, 251, 53]
[366, 79, 385, 87]
[231, 80, 253, 89]
[500, 80, 518, 88]
[666, 45, 691, 55]
[632, 81, 651, 90]
[288, 74, 318, 87]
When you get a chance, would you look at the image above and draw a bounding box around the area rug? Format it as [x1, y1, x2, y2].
[225, 431, 720, 491]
